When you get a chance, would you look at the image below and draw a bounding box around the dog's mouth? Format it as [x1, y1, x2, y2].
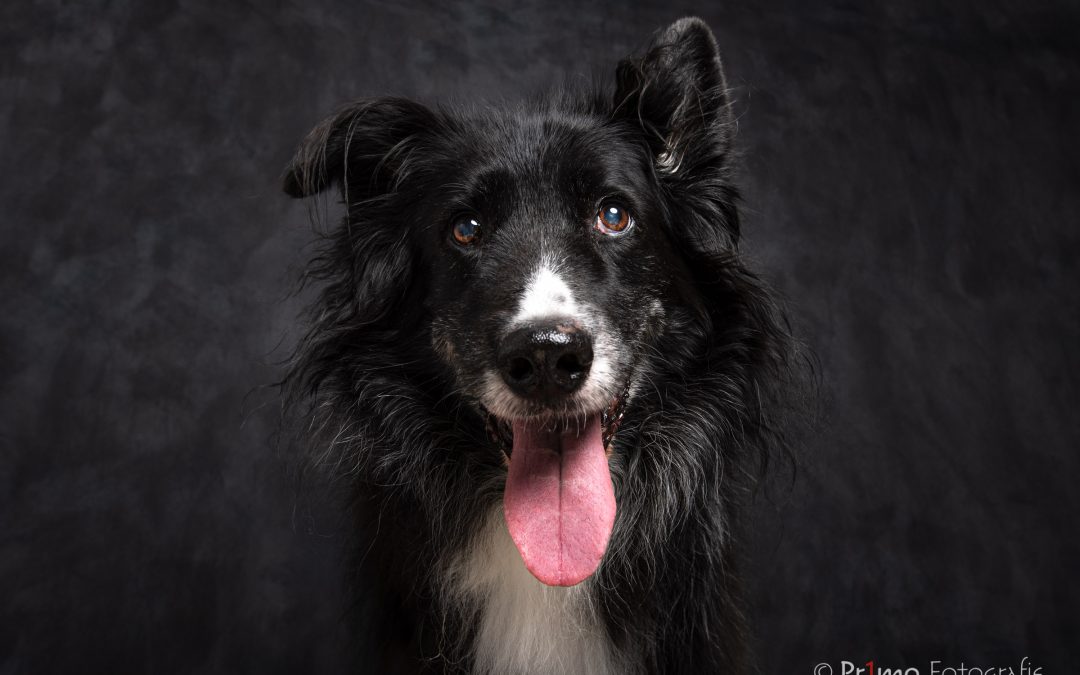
[481, 381, 630, 587]
[483, 380, 630, 457]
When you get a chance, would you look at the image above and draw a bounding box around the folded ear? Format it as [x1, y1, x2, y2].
[613, 18, 740, 248]
[283, 97, 437, 200]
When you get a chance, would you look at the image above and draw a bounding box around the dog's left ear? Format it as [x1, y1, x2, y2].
[614, 18, 739, 247]
[281, 97, 437, 200]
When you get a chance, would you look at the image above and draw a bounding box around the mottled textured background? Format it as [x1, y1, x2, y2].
[2, 1, 1077, 672]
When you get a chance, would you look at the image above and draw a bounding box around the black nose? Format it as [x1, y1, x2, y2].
[497, 321, 594, 399]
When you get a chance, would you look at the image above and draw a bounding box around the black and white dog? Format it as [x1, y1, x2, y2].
[283, 17, 798, 674]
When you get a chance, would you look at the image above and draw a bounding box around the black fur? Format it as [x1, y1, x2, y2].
[282, 17, 800, 674]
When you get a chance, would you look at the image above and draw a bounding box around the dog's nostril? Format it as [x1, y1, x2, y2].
[507, 357, 535, 382]
[555, 353, 585, 376]
[552, 344, 592, 392]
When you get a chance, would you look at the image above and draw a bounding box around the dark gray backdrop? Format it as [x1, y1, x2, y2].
[2, 1, 1077, 673]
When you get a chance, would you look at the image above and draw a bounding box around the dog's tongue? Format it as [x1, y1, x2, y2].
[503, 415, 615, 587]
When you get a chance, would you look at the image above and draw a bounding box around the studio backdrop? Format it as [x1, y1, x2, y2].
[1, 1, 1077, 673]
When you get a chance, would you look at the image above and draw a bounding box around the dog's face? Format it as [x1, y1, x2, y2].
[285, 18, 741, 587]
[418, 116, 673, 428]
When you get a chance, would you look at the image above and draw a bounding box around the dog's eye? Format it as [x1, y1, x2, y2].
[595, 202, 634, 236]
[452, 218, 482, 246]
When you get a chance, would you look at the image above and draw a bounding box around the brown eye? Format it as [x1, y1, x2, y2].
[452, 217, 481, 246]
[595, 202, 633, 236]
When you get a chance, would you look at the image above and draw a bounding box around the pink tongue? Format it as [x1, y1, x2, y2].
[503, 415, 616, 586]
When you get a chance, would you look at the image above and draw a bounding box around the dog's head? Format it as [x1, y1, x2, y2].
[285, 19, 757, 587]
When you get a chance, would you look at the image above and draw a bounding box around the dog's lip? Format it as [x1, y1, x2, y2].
[483, 380, 631, 457]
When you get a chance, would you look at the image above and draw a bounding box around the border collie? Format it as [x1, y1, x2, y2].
[282, 17, 798, 674]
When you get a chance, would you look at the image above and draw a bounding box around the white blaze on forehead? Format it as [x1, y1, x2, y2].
[514, 263, 578, 323]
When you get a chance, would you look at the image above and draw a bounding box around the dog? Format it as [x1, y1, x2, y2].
[282, 17, 798, 674]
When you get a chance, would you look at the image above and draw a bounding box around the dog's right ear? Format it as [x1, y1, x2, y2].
[282, 97, 437, 199]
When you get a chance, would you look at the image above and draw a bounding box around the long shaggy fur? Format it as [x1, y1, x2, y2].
[281, 17, 803, 674]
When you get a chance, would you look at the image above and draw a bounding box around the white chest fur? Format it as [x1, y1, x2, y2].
[442, 508, 620, 675]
